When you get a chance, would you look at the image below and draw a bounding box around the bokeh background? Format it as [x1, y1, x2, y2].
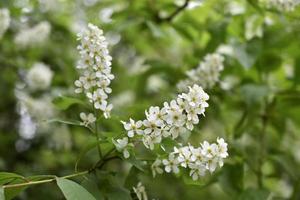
[1, 0, 300, 199]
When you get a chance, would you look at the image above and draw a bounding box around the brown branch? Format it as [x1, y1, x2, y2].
[157, 0, 190, 23]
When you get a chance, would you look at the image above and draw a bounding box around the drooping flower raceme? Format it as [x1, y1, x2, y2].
[121, 84, 209, 151]
[177, 53, 225, 91]
[152, 138, 228, 180]
[268, 0, 298, 12]
[26, 62, 53, 91]
[0, 8, 10, 39]
[14, 21, 51, 48]
[75, 23, 114, 119]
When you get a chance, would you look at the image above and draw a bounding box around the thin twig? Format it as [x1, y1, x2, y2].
[157, 0, 190, 23]
[2, 147, 118, 190]
[93, 107, 103, 159]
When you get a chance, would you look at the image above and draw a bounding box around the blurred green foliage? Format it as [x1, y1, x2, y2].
[1, 0, 300, 199]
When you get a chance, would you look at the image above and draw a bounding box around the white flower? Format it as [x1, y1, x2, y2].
[268, 0, 298, 12]
[206, 158, 219, 173]
[162, 154, 179, 174]
[133, 182, 148, 200]
[112, 137, 132, 159]
[79, 112, 96, 127]
[143, 119, 162, 136]
[15, 21, 51, 48]
[121, 118, 143, 138]
[142, 134, 161, 150]
[189, 163, 206, 180]
[98, 101, 113, 119]
[0, 8, 10, 39]
[75, 23, 114, 118]
[201, 141, 218, 158]
[151, 159, 164, 177]
[177, 53, 225, 90]
[145, 106, 165, 127]
[217, 137, 229, 159]
[26, 62, 53, 90]
[177, 146, 193, 168]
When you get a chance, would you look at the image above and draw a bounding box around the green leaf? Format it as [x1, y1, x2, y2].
[0, 187, 5, 200]
[218, 163, 244, 196]
[106, 187, 131, 200]
[0, 172, 26, 185]
[47, 118, 82, 126]
[52, 96, 85, 110]
[240, 84, 269, 107]
[3, 180, 26, 200]
[183, 171, 219, 187]
[56, 178, 97, 200]
[126, 157, 146, 172]
[75, 141, 99, 172]
[238, 188, 270, 200]
[2, 175, 53, 200]
[81, 177, 104, 200]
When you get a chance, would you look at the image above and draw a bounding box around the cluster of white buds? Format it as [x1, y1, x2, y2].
[177, 53, 225, 91]
[75, 23, 114, 119]
[121, 84, 209, 151]
[268, 0, 298, 12]
[133, 182, 148, 200]
[0, 8, 10, 39]
[14, 21, 51, 48]
[151, 138, 228, 180]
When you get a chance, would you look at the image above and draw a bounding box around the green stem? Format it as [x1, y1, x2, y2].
[2, 171, 89, 189]
[257, 99, 272, 188]
[94, 108, 103, 159]
[2, 148, 118, 190]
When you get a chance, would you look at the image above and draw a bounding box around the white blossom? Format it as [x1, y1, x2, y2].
[177, 53, 225, 91]
[0, 8, 10, 39]
[112, 137, 132, 159]
[26, 62, 53, 90]
[122, 84, 209, 150]
[162, 154, 179, 174]
[133, 182, 148, 200]
[121, 118, 143, 138]
[15, 21, 51, 48]
[79, 112, 96, 127]
[75, 23, 114, 119]
[152, 138, 229, 180]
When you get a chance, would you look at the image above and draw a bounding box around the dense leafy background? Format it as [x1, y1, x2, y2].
[1, 0, 300, 199]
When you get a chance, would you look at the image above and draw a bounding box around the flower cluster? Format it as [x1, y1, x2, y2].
[120, 84, 209, 153]
[151, 138, 228, 180]
[177, 53, 225, 91]
[14, 21, 51, 48]
[26, 62, 53, 90]
[268, 0, 298, 12]
[0, 8, 10, 39]
[75, 23, 114, 119]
